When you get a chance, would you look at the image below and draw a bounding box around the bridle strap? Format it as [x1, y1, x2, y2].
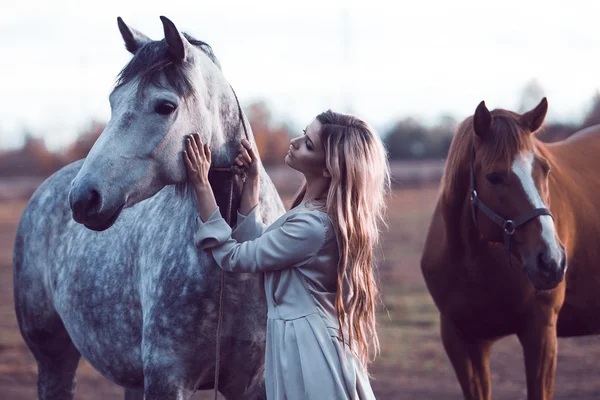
[231, 84, 251, 142]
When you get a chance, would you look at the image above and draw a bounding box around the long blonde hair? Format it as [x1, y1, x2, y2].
[291, 110, 391, 368]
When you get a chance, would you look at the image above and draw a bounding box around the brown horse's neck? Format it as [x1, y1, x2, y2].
[540, 144, 577, 249]
[440, 178, 485, 262]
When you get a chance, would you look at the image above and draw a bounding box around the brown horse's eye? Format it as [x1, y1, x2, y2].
[486, 173, 504, 186]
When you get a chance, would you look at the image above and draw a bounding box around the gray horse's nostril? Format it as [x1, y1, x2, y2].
[71, 186, 103, 222]
[87, 190, 101, 216]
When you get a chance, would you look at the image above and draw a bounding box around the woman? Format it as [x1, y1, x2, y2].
[184, 110, 390, 399]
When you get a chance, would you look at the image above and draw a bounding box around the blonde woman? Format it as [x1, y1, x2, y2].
[184, 110, 390, 399]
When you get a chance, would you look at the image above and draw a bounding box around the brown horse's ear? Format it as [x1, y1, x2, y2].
[117, 17, 151, 54]
[520, 97, 548, 133]
[473, 101, 492, 138]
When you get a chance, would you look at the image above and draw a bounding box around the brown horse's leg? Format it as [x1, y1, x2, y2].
[441, 315, 493, 400]
[517, 318, 558, 400]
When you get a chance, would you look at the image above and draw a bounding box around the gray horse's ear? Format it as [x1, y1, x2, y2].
[521, 97, 548, 133]
[160, 16, 192, 62]
[117, 17, 151, 54]
[473, 101, 492, 138]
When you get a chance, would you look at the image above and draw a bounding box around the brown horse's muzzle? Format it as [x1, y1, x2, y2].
[523, 245, 567, 290]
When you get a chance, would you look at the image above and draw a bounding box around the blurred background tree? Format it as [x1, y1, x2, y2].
[59, 120, 105, 165]
[246, 100, 291, 166]
[3, 89, 600, 178]
[518, 79, 546, 114]
[582, 93, 600, 128]
[384, 116, 455, 161]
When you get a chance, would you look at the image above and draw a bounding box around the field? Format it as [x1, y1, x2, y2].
[1, 185, 600, 399]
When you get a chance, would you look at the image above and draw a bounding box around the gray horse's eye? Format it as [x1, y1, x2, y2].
[155, 102, 177, 115]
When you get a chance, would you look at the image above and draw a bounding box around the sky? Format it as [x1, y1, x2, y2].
[1, 0, 600, 150]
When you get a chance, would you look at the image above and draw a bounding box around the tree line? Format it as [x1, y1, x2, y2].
[2, 90, 600, 178]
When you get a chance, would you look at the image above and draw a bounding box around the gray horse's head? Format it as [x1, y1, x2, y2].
[69, 16, 240, 231]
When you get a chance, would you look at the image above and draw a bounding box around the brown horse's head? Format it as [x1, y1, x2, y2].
[469, 98, 566, 290]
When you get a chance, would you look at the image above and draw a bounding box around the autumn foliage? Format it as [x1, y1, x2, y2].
[246, 101, 293, 166]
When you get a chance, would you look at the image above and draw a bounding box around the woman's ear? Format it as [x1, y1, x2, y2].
[323, 169, 331, 178]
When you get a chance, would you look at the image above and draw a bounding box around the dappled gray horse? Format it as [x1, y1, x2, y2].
[13, 16, 285, 400]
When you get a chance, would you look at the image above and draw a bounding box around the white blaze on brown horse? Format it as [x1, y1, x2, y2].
[421, 97, 600, 400]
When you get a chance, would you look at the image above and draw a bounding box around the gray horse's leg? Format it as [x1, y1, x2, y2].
[124, 388, 145, 400]
[142, 356, 195, 400]
[218, 365, 266, 400]
[14, 235, 81, 400]
[36, 341, 81, 400]
[221, 381, 267, 400]
[142, 375, 194, 400]
[19, 312, 81, 400]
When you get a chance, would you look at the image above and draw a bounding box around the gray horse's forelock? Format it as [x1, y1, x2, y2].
[114, 34, 221, 100]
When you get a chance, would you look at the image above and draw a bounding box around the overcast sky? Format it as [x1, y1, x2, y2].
[2, 0, 599, 150]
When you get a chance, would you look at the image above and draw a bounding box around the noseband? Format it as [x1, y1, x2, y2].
[469, 142, 553, 265]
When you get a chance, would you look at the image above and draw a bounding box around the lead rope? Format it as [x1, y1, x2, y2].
[212, 179, 232, 400]
[188, 85, 250, 400]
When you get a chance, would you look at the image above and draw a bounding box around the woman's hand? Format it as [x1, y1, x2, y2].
[183, 133, 218, 222]
[235, 139, 261, 216]
[184, 133, 211, 190]
[234, 139, 260, 180]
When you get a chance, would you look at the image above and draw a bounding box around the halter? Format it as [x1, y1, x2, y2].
[469, 142, 553, 266]
[189, 84, 251, 400]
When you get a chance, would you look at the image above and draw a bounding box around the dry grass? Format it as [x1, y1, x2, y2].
[2, 186, 600, 399]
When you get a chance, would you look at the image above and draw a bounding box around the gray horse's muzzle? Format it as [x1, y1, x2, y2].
[69, 177, 125, 231]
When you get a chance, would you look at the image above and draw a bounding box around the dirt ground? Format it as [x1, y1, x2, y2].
[1, 187, 600, 399]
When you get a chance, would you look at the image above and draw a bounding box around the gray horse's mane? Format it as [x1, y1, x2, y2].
[114, 33, 221, 98]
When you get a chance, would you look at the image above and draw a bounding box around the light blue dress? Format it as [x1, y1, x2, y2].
[194, 201, 376, 400]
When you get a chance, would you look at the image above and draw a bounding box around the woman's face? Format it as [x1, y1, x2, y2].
[285, 118, 328, 177]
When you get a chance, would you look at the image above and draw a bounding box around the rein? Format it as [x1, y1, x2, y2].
[469, 142, 553, 266]
[189, 84, 251, 400]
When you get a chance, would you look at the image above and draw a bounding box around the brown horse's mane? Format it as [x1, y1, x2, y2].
[440, 109, 538, 204]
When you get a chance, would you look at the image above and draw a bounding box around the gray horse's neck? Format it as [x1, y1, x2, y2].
[211, 88, 253, 164]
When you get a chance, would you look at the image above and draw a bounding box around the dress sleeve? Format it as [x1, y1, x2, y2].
[194, 208, 326, 273]
[231, 204, 268, 242]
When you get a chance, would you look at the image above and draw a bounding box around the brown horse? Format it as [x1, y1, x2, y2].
[421, 97, 600, 400]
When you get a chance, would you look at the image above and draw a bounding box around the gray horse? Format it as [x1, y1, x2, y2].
[13, 16, 285, 400]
